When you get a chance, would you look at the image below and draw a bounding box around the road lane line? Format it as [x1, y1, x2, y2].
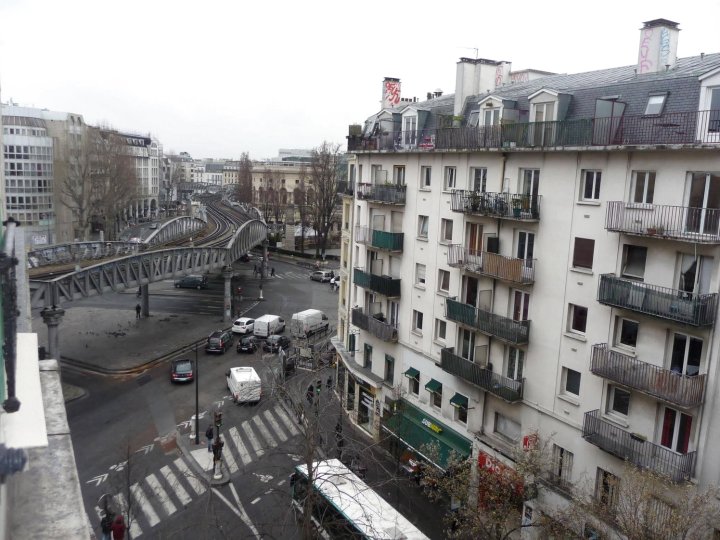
[112, 493, 142, 538]
[228, 426, 252, 465]
[263, 409, 288, 442]
[273, 405, 300, 436]
[130, 482, 160, 527]
[145, 473, 177, 517]
[173, 457, 206, 496]
[214, 486, 261, 539]
[241, 421, 264, 457]
[160, 465, 192, 506]
[252, 416, 277, 448]
[251, 497, 261, 504]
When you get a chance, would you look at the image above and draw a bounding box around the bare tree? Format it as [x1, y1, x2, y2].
[294, 166, 310, 254]
[233, 152, 253, 204]
[307, 142, 342, 258]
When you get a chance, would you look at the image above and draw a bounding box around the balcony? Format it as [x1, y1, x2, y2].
[590, 344, 706, 408]
[445, 298, 529, 345]
[347, 110, 720, 152]
[351, 307, 399, 342]
[337, 180, 355, 197]
[355, 226, 404, 252]
[582, 410, 695, 482]
[357, 183, 406, 205]
[447, 245, 535, 284]
[598, 274, 717, 327]
[450, 190, 540, 221]
[441, 348, 523, 402]
[606, 201, 720, 244]
[353, 267, 401, 297]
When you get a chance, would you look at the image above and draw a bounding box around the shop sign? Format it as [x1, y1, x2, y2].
[421, 418, 443, 434]
[360, 390, 374, 408]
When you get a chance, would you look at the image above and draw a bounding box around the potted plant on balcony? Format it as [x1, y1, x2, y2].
[469, 191, 483, 212]
[512, 198, 522, 218]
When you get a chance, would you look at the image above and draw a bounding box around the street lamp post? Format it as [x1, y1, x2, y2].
[194, 344, 199, 445]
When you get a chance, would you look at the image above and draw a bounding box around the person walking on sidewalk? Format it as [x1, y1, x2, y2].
[326, 375, 333, 390]
[135, 303, 141, 319]
[206, 424, 214, 452]
[100, 510, 114, 540]
[271, 267, 275, 277]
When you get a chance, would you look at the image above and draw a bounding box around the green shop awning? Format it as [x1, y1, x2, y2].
[383, 400, 472, 469]
[424, 378, 442, 393]
[450, 393, 468, 409]
[403, 367, 420, 379]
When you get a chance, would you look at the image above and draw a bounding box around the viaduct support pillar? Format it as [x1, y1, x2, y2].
[223, 266, 233, 322]
[41, 306, 66, 362]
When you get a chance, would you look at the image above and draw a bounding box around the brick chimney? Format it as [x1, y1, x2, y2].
[637, 19, 680, 74]
[382, 77, 401, 109]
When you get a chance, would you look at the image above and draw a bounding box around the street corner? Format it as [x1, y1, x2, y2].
[189, 447, 230, 486]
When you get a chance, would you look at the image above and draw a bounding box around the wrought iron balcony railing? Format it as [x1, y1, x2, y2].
[605, 201, 720, 244]
[351, 307, 399, 342]
[0, 218, 21, 413]
[598, 274, 717, 327]
[582, 409, 696, 482]
[347, 110, 720, 152]
[355, 226, 404, 252]
[441, 347, 523, 402]
[445, 298, 529, 345]
[450, 190, 540, 221]
[356, 183, 406, 205]
[447, 245, 535, 284]
[590, 344, 706, 408]
[353, 267, 401, 297]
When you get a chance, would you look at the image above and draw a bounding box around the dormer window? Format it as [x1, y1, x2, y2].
[644, 93, 667, 115]
[402, 115, 417, 146]
[477, 97, 503, 128]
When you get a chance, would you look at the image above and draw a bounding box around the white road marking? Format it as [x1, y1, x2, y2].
[160, 465, 192, 506]
[173, 457, 206, 496]
[228, 426, 252, 466]
[145, 473, 177, 517]
[263, 409, 288, 442]
[241, 421, 264, 457]
[277, 479, 286, 486]
[274, 405, 300, 436]
[130, 482, 160, 527]
[252, 416, 278, 448]
[214, 484, 261, 539]
[221, 434, 240, 473]
[251, 497, 261, 505]
[113, 493, 142, 538]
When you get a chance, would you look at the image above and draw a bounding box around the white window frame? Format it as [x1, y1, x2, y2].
[412, 310, 423, 334]
[567, 304, 588, 335]
[420, 166, 432, 189]
[444, 166, 457, 191]
[606, 384, 631, 417]
[434, 319, 447, 342]
[631, 171, 656, 204]
[506, 347, 524, 380]
[393, 165, 406, 186]
[453, 395, 468, 424]
[415, 263, 426, 287]
[551, 444, 573, 485]
[408, 374, 419, 395]
[614, 316, 639, 351]
[469, 167, 487, 191]
[440, 218, 453, 243]
[669, 333, 702, 376]
[644, 94, 667, 116]
[562, 367, 581, 397]
[437, 269, 450, 293]
[621, 245, 647, 279]
[402, 115, 417, 146]
[580, 170, 602, 202]
[417, 215, 429, 239]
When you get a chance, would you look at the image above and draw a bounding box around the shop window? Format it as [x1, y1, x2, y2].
[384, 354, 395, 385]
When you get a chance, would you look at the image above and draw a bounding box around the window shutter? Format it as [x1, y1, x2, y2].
[573, 238, 595, 269]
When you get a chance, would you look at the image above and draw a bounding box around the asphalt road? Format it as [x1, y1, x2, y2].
[66, 258, 339, 539]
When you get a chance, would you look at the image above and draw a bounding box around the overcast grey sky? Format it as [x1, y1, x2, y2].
[1, 0, 718, 160]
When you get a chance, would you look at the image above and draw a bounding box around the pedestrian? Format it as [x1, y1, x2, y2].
[100, 510, 114, 540]
[135, 303, 141, 319]
[315, 380, 322, 397]
[271, 267, 275, 277]
[326, 375, 333, 390]
[253, 265, 258, 277]
[205, 424, 214, 452]
[111, 514, 126, 540]
[306, 385, 314, 404]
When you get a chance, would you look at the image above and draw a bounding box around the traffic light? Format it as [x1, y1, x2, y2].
[214, 411, 223, 428]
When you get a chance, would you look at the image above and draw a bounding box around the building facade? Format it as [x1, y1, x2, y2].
[336, 18, 720, 533]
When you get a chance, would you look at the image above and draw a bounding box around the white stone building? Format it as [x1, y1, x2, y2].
[335, 18, 720, 534]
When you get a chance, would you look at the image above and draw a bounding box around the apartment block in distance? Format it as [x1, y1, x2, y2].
[333, 18, 720, 535]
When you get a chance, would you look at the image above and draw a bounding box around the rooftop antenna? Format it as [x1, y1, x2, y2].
[459, 47, 479, 59]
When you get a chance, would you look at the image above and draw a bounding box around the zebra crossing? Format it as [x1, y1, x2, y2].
[93, 404, 301, 537]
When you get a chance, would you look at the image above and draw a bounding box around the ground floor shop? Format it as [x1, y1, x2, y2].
[336, 362, 383, 439]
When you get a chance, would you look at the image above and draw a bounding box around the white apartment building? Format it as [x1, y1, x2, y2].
[334, 18, 720, 532]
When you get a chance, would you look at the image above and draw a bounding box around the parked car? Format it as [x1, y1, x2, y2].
[310, 270, 334, 282]
[232, 317, 255, 335]
[205, 329, 234, 354]
[170, 359, 194, 383]
[149, 223, 158, 230]
[239, 253, 251, 262]
[237, 336, 260, 354]
[263, 334, 291, 353]
[174, 275, 208, 289]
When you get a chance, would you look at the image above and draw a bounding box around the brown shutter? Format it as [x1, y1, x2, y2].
[573, 238, 595, 269]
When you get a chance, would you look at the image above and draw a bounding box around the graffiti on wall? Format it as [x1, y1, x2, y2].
[384, 81, 401, 107]
[638, 27, 654, 73]
[659, 27, 671, 67]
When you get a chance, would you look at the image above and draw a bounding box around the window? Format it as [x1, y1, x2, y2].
[403, 116, 417, 146]
[614, 317, 639, 350]
[420, 166, 432, 189]
[470, 167, 487, 191]
[426, 380, 442, 408]
[408, 373, 419, 395]
[437, 269, 450, 293]
[444, 167, 457, 190]
[606, 385, 630, 416]
[568, 304, 588, 334]
[384, 354, 395, 384]
[572, 238, 595, 270]
[621, 245, 647, 279]
[393, 166, 405, 185]
[412, 310, 423, 333]
[452, 394, 468, 424]
[660, 407, 693, 453]
[434, 319, 447, 341]
[516, 231, 535, 262]
[631, 171, 656, 204]
[644, 94, 667, 115]
[440, 219, 453, 243]
[417, 215, 429, 238]
[512, 291, 530, 322]
[415, 264, 426, 286]
[494, 412, 521, 442]
[483, 107, 500, 126]
[506, 347, 524, 380]
[677, 253, 712, 295]
[371, 164, 385, 183]
[670, 333, 702, 376]
[562, 367, 581, 396]
[581, 170, 602, 202]
[363, 343, 372, 369]
[551, 444, 574, 485]
[596, 469, 619, 508]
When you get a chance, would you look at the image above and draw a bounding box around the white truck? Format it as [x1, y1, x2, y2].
[290, 309, 329, 337]
[253, 314, 285, 338]
[226, 366, 262, 404]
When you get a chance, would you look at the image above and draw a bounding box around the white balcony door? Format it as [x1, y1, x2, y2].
[685, 173, 720, 235]
[389, 301, 399, 326]
[516, 231, 535, 261]
[677, 254, 712, 295]
[460, 328, 476, 362]
[512, 290, 530, 322]
[669, 333, 702, 376]
[403, 116, 417, 146]
[372, 213, 385, 232]
[521, 169, 540, 200]
[465, 223, 483, 261]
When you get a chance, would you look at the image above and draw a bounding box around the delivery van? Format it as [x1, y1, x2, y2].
[253, 314, 286, 338]
[290, 309, 329, 337]
[226, 366, 262, 404]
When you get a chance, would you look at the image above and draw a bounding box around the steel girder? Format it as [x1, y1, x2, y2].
[145, 216, 206, 246]
[27, 241, 145, 267]
[226, 219, 268, 261]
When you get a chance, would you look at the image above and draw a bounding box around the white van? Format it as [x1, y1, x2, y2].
[290, 309, 329, 337]
[226, 366, 262, 404]
[253, 314, 286, 338]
